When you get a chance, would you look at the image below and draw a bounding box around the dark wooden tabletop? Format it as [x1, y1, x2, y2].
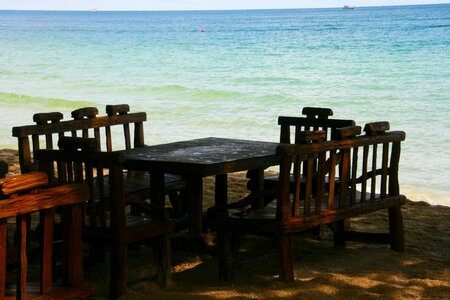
[122, 137, 280, 176]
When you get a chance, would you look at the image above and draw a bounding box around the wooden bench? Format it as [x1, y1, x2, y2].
[209, 122, 406, 281]
[0, 172, 91, 299]
[36, 137, 173, 299]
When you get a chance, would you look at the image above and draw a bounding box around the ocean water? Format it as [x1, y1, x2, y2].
[0, 5, 449, 206]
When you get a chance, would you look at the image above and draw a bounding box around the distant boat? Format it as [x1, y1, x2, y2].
[90, 8, 98, 12]
[343, 5, 355, 9]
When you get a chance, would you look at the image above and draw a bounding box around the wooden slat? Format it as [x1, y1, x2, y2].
[339, 148, 350, 208]
[279, 124, 290, 144]
[134, 121, 145, 148]
[315, 151, 326, 213]
[277, 155, 292, 223]
[292, 157, 301, 216]
[364, 121, 390, 135]
[13, 113, 147, 137]
[361, 145, 369, 202]
[381, 143, 389, 197]
[94, 127, 101, 151]
[276, 131, 405, 156]
[40, 209, 54, 294]
[389, 141, 401, 195]
[17, 137, 32, 173]
[0, 219, 6, 297]
[123, 123, 131, 150]
[302, 107, 333, 119]
[106, 104, 130, 115]
[71, 107, 99, 120]
[303, 155, 314, 215]
[350, 146, 358, 204]
[64, 203, 84, 287]
[0, 172, 48, 196]
[278, 116, 355, 130]
[17, 214, 28, 299]
[33, 112, 63, 124]
[327, 150, 337, 209]
[105, 126, 113, 152]
[0, 184, 89, 219]
[371, 144, 377, 200]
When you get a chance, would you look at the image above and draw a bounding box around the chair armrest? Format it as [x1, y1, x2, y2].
[0, 172, 48, 197]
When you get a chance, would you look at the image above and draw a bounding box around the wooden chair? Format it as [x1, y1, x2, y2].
[69, 105, 187, 218]
[0, 172, 91, 299]
[260, 107, 355, 206]
[279, 107, 356, 143]
[209, 123, 406, 281]
[12, 105, 187, 218]
[36, 137, 173, 299]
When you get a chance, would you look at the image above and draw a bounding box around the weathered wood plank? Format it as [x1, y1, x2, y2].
[12, 113, 146, 137]
[0, 184, 89, 219]
[0, 172, 48, 196]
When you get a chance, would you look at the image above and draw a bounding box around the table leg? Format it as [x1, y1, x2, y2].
[149, 171, 166, 209]
[186, 175, 203, 239]
[215, 174, 228, 209]
[215, 174, 232, 280]
[247, 168, 265, 209]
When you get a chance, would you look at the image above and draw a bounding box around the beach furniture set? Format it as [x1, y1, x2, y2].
[4, 106, 407, 298]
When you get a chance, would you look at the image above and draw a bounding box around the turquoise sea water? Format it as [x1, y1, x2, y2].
[1, 5, 449, 206]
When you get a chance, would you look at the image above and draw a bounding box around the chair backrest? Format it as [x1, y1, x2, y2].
[12, 104, 146, 174]
[276, 122, 406, 223]
[278, 107, 356, 144]
[36, 137, 128, 234]
[0, 172, 90, 299]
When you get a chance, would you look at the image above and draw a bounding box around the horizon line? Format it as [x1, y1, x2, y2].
[0, 3, 448, 13]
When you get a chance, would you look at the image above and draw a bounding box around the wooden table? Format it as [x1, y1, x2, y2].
[122, 137, 280, 237]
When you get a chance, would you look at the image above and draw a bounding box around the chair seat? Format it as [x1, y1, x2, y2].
[93, 171, 186, 199]
[123, 171, 187, 198]
[264, 173, 336, 187]
[226, 192, 406, 230]
[84, 214, 174, 241]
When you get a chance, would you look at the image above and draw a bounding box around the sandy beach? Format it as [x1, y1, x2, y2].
[1, 149, 449, 299]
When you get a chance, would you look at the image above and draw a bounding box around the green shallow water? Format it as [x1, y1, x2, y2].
[1, 5, 449, 205]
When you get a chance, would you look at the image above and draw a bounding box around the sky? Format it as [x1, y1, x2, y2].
[0, 0, 448, 11]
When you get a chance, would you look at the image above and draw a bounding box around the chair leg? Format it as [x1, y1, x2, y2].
[88, 241, 105, 266]
[231, 232, 241, 259]
[154, 234, 172, 287]
[110, 243, 127, 299]
[168, 191, 185, 218]
[388, 205, 404, 252]
[216, 230, 232, 281]
[277, 233, 294, 282]
[333, 220, 346, 247]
